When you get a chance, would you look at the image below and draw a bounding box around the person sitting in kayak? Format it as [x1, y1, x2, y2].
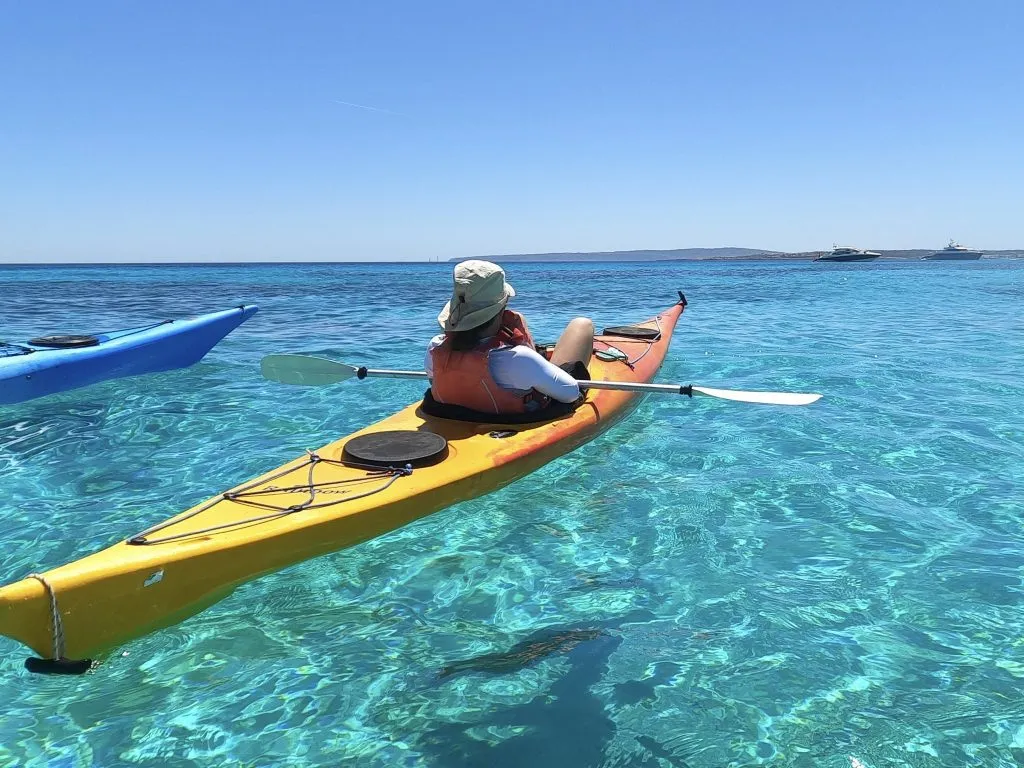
[426, 260, 594, 415]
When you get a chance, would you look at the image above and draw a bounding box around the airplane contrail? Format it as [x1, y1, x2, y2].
[334, 99, 401, 116]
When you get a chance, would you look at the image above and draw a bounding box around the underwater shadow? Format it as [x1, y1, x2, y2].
[421, 610, 658, 768]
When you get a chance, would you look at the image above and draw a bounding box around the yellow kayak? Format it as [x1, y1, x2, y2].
[0, 296, 686, 670]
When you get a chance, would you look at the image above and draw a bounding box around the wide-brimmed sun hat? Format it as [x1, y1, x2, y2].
[437, 260, 516, 332]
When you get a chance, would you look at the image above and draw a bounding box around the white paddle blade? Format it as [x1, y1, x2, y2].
[691, 386, 822, 406]
[260, 355, 357, 386]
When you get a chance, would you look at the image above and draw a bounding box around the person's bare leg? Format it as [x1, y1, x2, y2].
[549, 317, 595, 367]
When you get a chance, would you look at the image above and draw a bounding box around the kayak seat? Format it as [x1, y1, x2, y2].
[418, 389, 582, 425]
[28, 334, 100, 348]
[342, 430, 449, 468]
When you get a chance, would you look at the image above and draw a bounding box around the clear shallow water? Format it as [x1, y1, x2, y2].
[1, 259, 1022, 767]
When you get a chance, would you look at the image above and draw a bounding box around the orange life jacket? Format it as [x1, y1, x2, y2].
[429, 310, 550, 414]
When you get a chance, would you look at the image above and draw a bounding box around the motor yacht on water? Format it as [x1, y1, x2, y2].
[814, 245, 882, 262]
[921, 240, 984, 260]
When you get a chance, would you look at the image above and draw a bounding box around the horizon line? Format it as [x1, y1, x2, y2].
[3, 254, 1022, 267]
[4, 245, 1023, 267]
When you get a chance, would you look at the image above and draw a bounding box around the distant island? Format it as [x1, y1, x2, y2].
[455, 247, 1024, 262]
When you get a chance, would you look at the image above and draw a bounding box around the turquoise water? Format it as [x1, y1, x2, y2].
[1, 260, 1023, 767]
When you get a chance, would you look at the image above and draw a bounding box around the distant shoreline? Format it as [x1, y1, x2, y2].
[465, 247, 1024, 262]
[2, 249, 1023, 266]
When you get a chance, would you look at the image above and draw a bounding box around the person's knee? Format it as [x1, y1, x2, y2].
[569, 317, 594, 334]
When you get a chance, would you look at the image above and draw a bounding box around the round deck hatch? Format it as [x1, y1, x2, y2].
[600, 325, 660, 340]
[28, 335, 100, 348]
[342, 430, 449, 468]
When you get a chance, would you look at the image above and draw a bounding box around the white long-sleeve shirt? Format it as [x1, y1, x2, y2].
[425, 334, 581, 403]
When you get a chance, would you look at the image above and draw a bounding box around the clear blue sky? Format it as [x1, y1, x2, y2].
[2, 1, 1021, 262]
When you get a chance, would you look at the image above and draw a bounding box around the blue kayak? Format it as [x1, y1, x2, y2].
[0, 305, 258, 404]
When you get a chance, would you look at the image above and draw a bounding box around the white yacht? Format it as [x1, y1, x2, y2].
[922, 240, 984, 260]
[814, 245, 882, 262]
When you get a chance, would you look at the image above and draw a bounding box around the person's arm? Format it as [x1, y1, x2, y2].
[424, 334, 445, 382]
[489, 346, 581, 403]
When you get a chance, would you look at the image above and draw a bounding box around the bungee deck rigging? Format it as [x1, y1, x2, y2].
[128, 455, 415, 546]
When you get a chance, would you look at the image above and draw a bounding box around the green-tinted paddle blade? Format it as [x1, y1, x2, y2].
[691, 386, 822, 406]
[259, 355, 357, 386]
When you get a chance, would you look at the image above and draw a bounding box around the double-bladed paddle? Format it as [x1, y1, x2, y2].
[260, 354, 822, 407]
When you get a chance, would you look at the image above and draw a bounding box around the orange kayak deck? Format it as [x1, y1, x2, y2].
[0, 298, 685, 665]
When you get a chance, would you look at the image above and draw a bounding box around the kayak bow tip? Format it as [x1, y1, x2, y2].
[0, 575, 55, 660]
